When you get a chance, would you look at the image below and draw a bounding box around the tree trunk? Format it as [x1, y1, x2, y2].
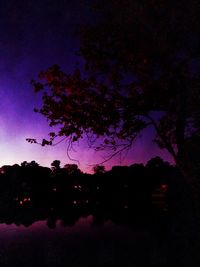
[166, 152, 200, 266]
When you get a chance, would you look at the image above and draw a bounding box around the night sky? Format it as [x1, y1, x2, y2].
[0, 0, 173, 172]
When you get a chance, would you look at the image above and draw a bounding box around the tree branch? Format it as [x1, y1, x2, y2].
[88, 136, 136, 166]
[145, 114, 177, 161]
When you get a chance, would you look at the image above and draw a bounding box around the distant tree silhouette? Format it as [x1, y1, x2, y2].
[93, 165, 105, 174]
[63, 164, 81, 176]
[28, 161, 39, 168]
[146, 157, 171, 187]
[21, 161, 28, 167]
[51, 160, 61, 172]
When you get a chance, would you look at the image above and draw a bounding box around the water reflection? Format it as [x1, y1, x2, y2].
[0, 188, 168, 266]
[0, 214, 163, 267]
[0, 188, 167, 231]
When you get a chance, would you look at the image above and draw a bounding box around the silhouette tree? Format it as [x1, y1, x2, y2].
[146, 156, 171, 187]
[23, 161, 40, 168]
[93, 165, 105, 174]
[51, 160, 61, 172]
[30, 1, 199, 214]
[63, 164, 81, 176]
[21, 161, 28, 167]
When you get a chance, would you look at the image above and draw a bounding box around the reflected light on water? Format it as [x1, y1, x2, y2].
[0, 215, 160, 267]
[0, 215, 95, 235]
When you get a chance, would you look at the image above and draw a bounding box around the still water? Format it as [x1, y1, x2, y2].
[0, 214, 165, 267]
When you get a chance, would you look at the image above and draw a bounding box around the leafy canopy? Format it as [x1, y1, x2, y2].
[29, 0, 200, 164]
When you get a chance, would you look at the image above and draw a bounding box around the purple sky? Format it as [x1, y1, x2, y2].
[0, 0, 174, 172]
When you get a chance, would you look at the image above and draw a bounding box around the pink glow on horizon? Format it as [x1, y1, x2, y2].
[0, 126, 174, 173]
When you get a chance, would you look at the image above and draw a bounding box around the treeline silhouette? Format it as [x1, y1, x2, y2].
[0, 157, 179, 229]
